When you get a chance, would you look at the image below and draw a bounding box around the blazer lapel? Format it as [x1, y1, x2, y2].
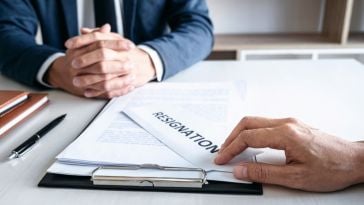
[123, 0, 137, 40]
[60, 0, 78, 37]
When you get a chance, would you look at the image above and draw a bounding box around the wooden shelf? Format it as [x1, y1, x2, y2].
[208, 0, 364, 60]
[209, 33, 364, 60]
[348, 33, 364, 47]
[322, 0, 353, 43]
[213, 33, 342, 51]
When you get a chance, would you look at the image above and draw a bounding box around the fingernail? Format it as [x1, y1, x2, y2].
[218, 144, 225, 153]
[84, 91, 93, 98]
[214, 155, 223, 164]
[128, 42, 135, 49]
[65, 40, 73, 48]
[73, 78, 80, 86]
[126, 76, 135, 84]
[72, 60, 81, 68]
[234, 165, 248, 179]
[129, 86, 135, 92]
[101, 24, 111, 33]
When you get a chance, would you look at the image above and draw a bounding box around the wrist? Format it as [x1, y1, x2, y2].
[133, 48, 156, 86]
[46, 56, 65, 88]
[353, 142, 364, 183]
[142, 49, 156, 80]
[137, 45, 163, 81]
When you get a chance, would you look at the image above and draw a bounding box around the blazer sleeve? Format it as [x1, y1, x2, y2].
[141, 0, 214, 80]
[0, 0, 62, 88]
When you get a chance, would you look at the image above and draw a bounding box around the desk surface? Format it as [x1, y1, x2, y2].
[1, 60, 364, 205]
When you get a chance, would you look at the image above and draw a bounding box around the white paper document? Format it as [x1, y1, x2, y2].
[124, 104, 261, 172]
[49, 82, 257, 184]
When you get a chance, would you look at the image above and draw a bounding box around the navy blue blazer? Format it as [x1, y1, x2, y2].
[0, 0, 213, 88]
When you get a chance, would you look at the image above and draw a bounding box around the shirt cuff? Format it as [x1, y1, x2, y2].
[138, 45, 164, 82]
[36, 53, 65, 88]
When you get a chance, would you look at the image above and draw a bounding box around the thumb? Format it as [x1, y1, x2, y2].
[80, 24, 111, 35]
[80, 27, 94, 35]
[234, 163, 290, 185]
[99, 23, 111, 33]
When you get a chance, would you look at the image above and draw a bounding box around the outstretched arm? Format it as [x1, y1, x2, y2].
[215, 116, 364, 192]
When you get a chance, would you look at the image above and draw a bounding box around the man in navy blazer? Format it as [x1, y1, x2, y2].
[0, 0, 213, 98]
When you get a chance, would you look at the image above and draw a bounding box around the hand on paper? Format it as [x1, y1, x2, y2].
[46, 24, 156, 99]
[215, 116, 364, 192]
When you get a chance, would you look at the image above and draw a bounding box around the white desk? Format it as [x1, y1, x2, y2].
[1, 60, 363, 205]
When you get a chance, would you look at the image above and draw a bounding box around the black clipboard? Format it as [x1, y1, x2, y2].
[38, 102, 262, 195]
[38, 173, 263, 195]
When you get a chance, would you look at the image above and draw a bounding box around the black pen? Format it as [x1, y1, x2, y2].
[8, 114, 67, 160]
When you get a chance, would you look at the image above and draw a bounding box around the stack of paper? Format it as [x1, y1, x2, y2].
[48, 82, 260, 184]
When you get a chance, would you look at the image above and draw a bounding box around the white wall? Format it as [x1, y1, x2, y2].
[207, 0, 325, 34]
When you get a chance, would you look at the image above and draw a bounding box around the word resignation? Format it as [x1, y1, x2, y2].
[152, 112, 220, 154]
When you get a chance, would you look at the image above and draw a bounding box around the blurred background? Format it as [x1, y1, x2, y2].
[206, 0, 364, 63]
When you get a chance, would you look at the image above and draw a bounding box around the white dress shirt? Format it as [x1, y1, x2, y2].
[37, 0, 164, 87]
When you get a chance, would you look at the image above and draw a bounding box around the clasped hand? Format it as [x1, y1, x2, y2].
[47, 24, 156, 98]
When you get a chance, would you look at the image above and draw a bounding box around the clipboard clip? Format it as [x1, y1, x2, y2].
[91, 164, 208, 188]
